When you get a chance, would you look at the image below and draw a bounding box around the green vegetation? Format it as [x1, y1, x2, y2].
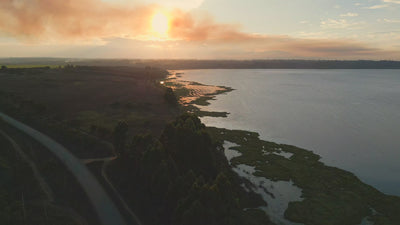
[108, 114, 272, 225]
[2, 65, 59, 69]
[190, 87, 234, 106]
[0, 92, 114, 158]
[163, 81, 184, 87]
[164, 87, 179, 106]
[172, 86, 191, 98]
[163, 78, 233, 118]
[0, 127, 82, 225]
[207, 127, 400, 225]
[195, 110, 229, 117]
[185, 105, 229, 118]
[0, 66, 178, 158]
[113, 121, 129, 155]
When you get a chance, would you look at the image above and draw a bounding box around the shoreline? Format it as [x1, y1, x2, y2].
[164, 71, 400, 225]
[163, 72, 234, 118]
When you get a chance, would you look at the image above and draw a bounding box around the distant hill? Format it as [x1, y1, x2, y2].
[145, 59, 400, 69]
[1, 58, 400, 69]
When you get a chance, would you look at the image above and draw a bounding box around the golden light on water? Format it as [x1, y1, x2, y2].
[151, 12, 169, 37]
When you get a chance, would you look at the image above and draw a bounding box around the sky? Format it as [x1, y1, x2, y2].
[0, 0, 399, 59]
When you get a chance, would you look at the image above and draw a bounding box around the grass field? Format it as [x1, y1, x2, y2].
[0, 66, 179, 158]
[2, 65, 61, 69]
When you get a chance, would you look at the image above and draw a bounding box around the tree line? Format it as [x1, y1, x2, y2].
[109, 113, 272, 225]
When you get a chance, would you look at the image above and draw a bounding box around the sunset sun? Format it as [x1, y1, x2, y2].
[151, 12, 169, 36]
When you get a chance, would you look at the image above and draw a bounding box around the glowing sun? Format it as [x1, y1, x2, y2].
[151, 12, 169, 36]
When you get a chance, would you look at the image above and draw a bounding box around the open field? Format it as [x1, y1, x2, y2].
[3, 65, 60, 69]
[0, 66, 178, 158]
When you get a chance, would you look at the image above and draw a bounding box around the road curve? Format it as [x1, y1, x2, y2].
[0, 112, 128, 225]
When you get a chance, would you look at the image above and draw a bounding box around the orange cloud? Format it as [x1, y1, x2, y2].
[0, 0, 155, 40]
[167, 9, 251, 41]
[0, 0, 253, 42]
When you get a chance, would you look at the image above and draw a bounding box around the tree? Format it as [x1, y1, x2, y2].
[109, 114, 272, 225]
[1, 65, 7, 70]
[160, 113, 218, 179]
[113, 121, 129, 155]
[164, 87, 178, 106]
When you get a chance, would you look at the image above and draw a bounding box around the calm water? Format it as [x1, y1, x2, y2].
[177, 69, 400, 196]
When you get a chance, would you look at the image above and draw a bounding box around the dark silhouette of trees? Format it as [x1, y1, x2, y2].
[149, 59, 400, 70]
[108, 114, 271, 225]
[164, 87, 178, 106]
[113, 121, 128, 155]
[160, 113, 218, 179]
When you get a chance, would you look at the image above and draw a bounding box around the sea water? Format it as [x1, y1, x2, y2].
[177, 69, 400, 196]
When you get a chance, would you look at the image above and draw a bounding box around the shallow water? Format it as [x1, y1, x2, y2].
[176, 69, 400, 196]
[223, 141, 303, 225]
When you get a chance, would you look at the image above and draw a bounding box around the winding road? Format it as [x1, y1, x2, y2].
[0, 112, 128, 225]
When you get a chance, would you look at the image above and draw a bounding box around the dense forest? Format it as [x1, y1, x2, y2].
[108, 113, 272, 225]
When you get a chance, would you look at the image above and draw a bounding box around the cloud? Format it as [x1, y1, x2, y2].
[0, 0, 398, 59]
[382, 19, 400, 23]
[340, 13, 359, 17]
[0, 0, 157, 41]
[320, 19, 363, 29]
[0, 0, 250, 43]
[2, 36, 398, 60]
[234, 36, 396, 59]
[365, 4, 389, 9]
[382, 0, 400, 4]
[133, 0, 204, 10]
[167, 9, 252, 42]
[365, 0, 400, 9]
